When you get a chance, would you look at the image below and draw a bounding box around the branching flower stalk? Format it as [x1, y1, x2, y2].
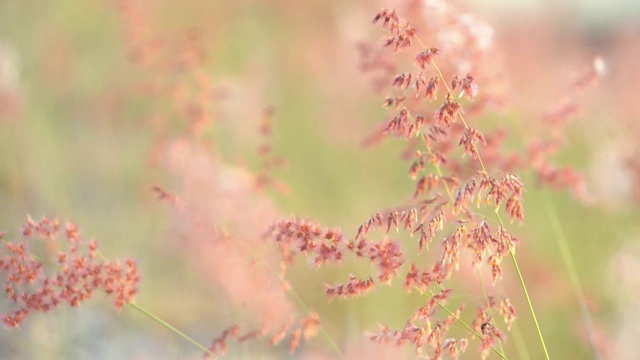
[1, 2, 610, 358]
[0, 216, 217, 358]
[432, 295, 507, 360]
[265, 7, 529, 358]
[428, 34, 550, 360]
[355, 7, 547, 358]
[422, 22, 550, 360]
[418, 108, 514, 358]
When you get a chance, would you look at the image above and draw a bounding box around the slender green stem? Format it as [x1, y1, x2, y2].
[0, 240, 216, 358]
[415, 35, 550, 358]
[286, 288, 345, 360]
[509, 319, 532, 360]
[545, 195, 599, 359]
[430, 61, 489, 175]
[508, 250, 549, 359]
[477, 268, 488, 300]
[422, 137, 453, 199]
[476, 268, 508, 356]
[96, 251, 216, 357]
[127, 302, 217, 358]
[99, 251, 215, 357]
[434, 298, 508, 360]
[489, 207, 550, 360]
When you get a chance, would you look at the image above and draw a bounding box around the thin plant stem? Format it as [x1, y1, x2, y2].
[423, 139, 453, 199]
[545, 195, 600, 359]
[431, 295, 508, 360]
[509, 319, 532, 360]
[286, 288, 346, 360]
[0, 241, 217, 359]
[503, 60, 597, 358]
[494, 205, 549, 360]
[479, 265, 533, 360]
[421, 102, 512, 357]
[127, 302, 218, 358]
[413, 34, 550, 358]
[508, 248, 550, 360]
[476, 268, 508, 356]
[96, 254, 217, 357]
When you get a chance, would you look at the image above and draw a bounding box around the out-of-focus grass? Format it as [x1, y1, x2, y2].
[0, 1, 637, 359]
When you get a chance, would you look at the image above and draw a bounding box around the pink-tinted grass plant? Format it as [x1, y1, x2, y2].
[1, 1, 613, 359]
[1, 216, 140, 328]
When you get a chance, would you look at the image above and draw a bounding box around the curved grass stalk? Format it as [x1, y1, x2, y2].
[127, 302, 218, 358]
[476, 268, 510, 357]
[545, 195, 600, 359]
[1, 242, 218, 359]
[410, 34, 551, 359]
[507, 246, 550, 359]
[431, 294, 508, 360]
[509, 318, 532, 360]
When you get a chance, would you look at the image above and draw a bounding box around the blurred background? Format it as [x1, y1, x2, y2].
[0, 0, 639, 359]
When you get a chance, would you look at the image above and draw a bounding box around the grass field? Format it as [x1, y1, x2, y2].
[0, 1, 639, 359]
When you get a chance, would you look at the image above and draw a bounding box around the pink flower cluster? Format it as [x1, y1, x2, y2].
[1, 216, 140, 328]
